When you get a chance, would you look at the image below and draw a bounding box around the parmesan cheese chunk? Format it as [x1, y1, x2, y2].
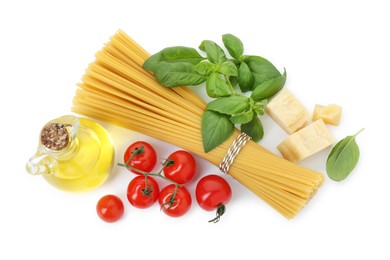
[277, 119, 333, 162]
[265, 89, 310, 134]
[312, 104, 342, 126]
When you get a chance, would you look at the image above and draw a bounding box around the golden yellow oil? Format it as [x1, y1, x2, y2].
[43, 118, 114, 192]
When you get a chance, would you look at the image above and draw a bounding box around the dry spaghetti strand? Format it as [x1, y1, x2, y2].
[72, 30, 324, 219]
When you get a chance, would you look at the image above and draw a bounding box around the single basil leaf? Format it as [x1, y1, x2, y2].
[193, 62, 216, 76]
[206, 94, 249, 115]
[241, 116, 264, 142]
[251, 69, 286, 101]
[253, 99, 268, 115]
[244, 55, 281, 88]
[199, 40, 227, 64]
[155, 62, 207, 87]
[201, 111, 234, 153]
[143, 52, 163, 72]
[222, 34, 244, 60]
[238, 62, 254, 92]
[230, 110, 254, 124]
[206, 72, 232, 98]
[143, 47, 204, 72]
[326, 129, 364, 181]
[218, 60, 238, 77]
[160, 46, 204, 64]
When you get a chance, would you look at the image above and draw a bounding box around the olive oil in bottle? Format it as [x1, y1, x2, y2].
[26, 115, 114, 192]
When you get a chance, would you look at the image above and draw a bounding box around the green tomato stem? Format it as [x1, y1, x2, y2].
[160, 184, 180, 211]
[208, 204, 226, 223]
[125, 145, 145, 165]
[117, 162, 180, 187]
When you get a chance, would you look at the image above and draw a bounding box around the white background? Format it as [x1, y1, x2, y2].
[1, 0, 389, 259]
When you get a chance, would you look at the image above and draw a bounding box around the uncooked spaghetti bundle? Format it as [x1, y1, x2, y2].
[72, 30, 324, 219]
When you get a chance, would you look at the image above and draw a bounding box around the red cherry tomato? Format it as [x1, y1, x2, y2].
[96, 195, 124, 223]
[127, 176, 159, 208]
[159, 184, 192, 217]
[195, 175, 232, 223]
[123, 141, 157, 175]
[163, 150, 196, 184]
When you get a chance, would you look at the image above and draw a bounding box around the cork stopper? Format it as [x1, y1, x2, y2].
[40, 123, 70, 151]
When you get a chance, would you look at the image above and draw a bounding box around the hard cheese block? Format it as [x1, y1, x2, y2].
[265, 88, 310, 134]
[277, 119, 333, 162]
[312, 104, 342, 126]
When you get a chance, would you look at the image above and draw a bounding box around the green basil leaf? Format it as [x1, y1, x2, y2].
[222, 33, 244, 60]
[238, 62, 254, 92]
[251, 69, 286, 101]
[206, 94, 249, 115]
[155, 61, 207, 87]
[199, 40, 227, 64]
[244, 55, 282, 88]
[161, 46, 204, 64]
[193, 62, 216, 76]
[143, 46, 204, 72]
[201, 111, 234, 153]
[326, 129, 364, 181]
[241, 116, 264, 142]
[143, 52, 163, 72]
[230, 110, 254, 124]
[218, 60, 238, 77]
[206, 72, 232, 98]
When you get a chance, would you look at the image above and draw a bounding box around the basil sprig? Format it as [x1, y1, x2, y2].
[326, 129, 364, 181]
[143, 34, 286, 152]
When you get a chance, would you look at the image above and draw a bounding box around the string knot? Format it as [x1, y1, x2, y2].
[219, 132, 251, 174]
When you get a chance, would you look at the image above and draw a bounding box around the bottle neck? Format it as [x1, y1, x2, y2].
[39, 121, 80, 160]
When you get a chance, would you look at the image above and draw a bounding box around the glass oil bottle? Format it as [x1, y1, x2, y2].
[26, 115, 114, 192]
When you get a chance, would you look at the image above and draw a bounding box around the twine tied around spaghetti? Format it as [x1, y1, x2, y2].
[219, 132, 252, 174]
